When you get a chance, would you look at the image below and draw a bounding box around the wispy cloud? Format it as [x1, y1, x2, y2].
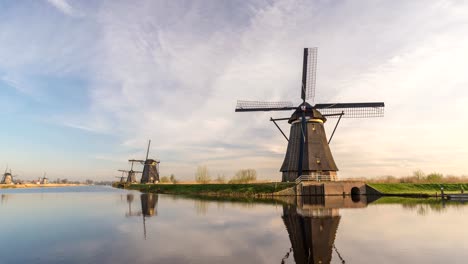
[45, 0, 75, 16]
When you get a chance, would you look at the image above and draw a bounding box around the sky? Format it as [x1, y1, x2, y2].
[0, 0, 467, 181]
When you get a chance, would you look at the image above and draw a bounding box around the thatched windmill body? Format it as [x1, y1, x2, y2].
[235, 48, 385, 182]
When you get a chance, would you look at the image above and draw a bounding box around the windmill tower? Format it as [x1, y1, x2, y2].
[235, 48, 385, 182]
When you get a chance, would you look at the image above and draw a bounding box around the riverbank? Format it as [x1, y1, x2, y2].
[367, 183, 468, 196]
[114, 182, 296, 197]
[0, 183, 86, 189]
[113, 182, 468, 198]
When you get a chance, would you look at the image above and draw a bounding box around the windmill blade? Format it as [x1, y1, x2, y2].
[315, 102, 385, 118]
[235, 100, 296, 112]
[301, 47, 318, 102]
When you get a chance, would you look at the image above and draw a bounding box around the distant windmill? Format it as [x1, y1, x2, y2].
[116, 170, 127, 183]
[235, 48, 385, 182]
[122, 160, 142, 184]
[1, 166, 16, 184]
[40, 172, 49, 184]
[118, 159, 141, 183]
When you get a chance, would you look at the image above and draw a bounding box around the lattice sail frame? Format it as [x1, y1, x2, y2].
[316, 103, 385, 118]
[304, 47, 318, 102]
[235, 100, 295, 112]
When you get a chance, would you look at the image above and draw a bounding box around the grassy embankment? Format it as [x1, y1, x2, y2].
[114, 182, 296, 198]
[368, 183, 468, 196]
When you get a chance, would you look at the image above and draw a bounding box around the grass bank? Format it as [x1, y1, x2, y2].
[114, 182, 296, 198]
[368, 183, 468, 196]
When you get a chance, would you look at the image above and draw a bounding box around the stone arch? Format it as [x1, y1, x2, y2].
[351, 187, 361, 196]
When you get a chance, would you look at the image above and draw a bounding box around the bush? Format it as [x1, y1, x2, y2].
[229, 169, 257, 184]
[195, 166, 211, 184]
[170, 174, 177, 184]
[426, 172, 443, 183]
[160, 176, 170, 183]
[413, 170, 425, 180]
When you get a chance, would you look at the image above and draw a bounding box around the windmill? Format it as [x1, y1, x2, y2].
[139, 140, 160, 184]
[116, 170, 127, 183]
[40, 172, 49, 184]
[123, 160, 142, 184]
[1, 167, 15, 184]
[235, 48, 384, 182]
[129, 140, 160, 184]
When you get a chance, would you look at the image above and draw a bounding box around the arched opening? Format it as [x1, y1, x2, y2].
[351, 187, 361, 196]
[351, 187, 361, 202]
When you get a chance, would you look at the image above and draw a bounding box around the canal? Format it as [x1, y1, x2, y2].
[1, 186, 468, 263]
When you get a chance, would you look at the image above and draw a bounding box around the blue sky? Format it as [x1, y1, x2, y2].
[1, 0, 468, 181]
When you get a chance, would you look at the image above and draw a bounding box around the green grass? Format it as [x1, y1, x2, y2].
[368, 183, 468, 195]
[114, 182, 295, 197]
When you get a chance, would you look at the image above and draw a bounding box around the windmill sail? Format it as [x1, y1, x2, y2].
[301, 47, 318, 102]
[235, 100, 296, 112]
[315, 102, 385, 118]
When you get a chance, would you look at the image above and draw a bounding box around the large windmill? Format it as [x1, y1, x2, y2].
[235, 48, 384, 182]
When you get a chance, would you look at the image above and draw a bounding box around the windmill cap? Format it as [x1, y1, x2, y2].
[288, 102, 326, 123]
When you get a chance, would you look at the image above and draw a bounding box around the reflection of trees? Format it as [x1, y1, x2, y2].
[377, 197, 468, 216]
[194, 200, 209, 216]
[400, 201, 466, 215]
[282, 204, 341, 264]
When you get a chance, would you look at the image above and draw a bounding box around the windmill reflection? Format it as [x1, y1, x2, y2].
[0, 194, 8, 205]
[282, 196, 368, 264]
[125, 193, 159, 240]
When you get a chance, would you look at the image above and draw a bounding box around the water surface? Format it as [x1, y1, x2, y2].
[1, 186, 468, 264]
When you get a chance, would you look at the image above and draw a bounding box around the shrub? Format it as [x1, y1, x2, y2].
[426, 172, 443, 183]
[195, 165, 211, 183]
[229, 169, 257, 184]
[160, 176, 170, 183]
[170, 174, 177, 184]
[413, 170, 425, 180]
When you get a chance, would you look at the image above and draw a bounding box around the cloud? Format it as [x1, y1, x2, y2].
[1, 0, 468, 179]
[45, 0, 75, 16]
